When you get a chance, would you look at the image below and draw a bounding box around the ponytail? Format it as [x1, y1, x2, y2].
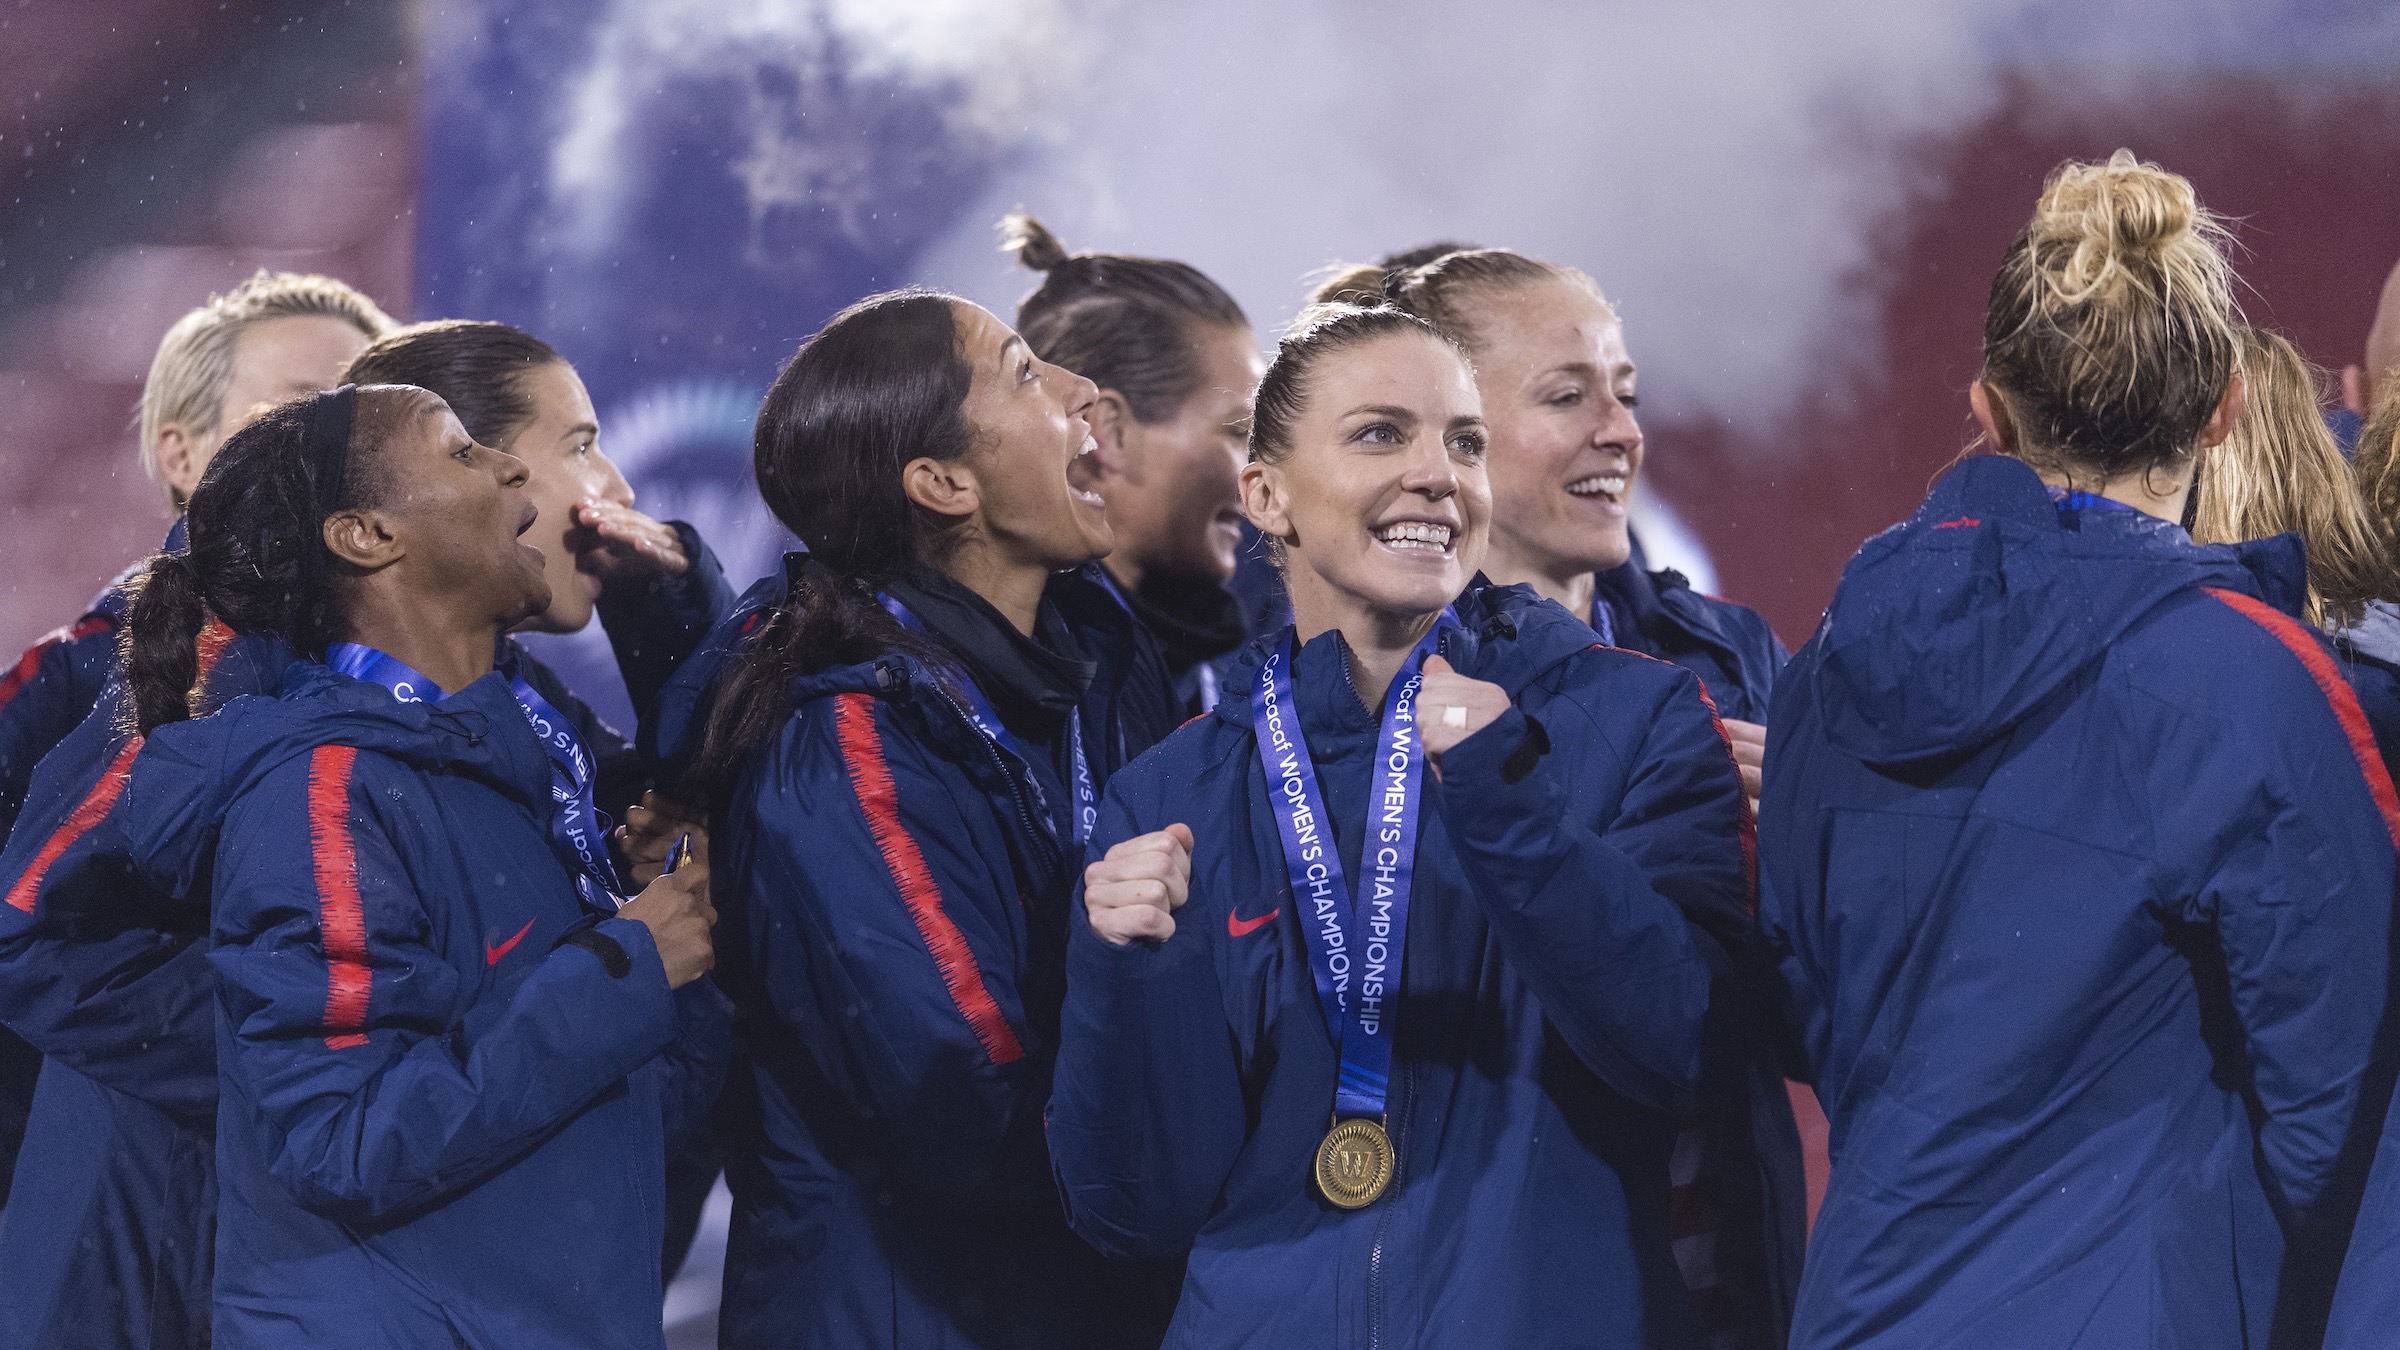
[1000, 212, 1248, 424]
[688, 559, 936, 795]
[124, 553, 209, 735]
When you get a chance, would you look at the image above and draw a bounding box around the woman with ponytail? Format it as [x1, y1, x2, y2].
[1003, 214, 1264, 716]
[1760, 152, 2397, 1348]
[8, 384, 716, 1349]
[693, 289, 1175, 1349]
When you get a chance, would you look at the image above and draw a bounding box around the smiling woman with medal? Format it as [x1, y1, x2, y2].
[1051, 302, 1753, 1348]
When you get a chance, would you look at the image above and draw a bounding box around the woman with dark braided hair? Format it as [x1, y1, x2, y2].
[12, 383, 714, 1349]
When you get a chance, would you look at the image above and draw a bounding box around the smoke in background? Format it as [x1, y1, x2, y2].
[418, 0, 2399, 728]
[910, 0, 2399, 420]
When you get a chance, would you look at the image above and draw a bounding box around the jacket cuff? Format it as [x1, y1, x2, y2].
[548, 914, 680, 1072]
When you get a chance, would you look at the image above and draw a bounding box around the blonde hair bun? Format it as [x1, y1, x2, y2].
[2026, 149, 2228, 307]
[998, 212, 1071, 273]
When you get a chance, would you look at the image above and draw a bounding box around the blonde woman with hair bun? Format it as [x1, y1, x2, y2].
[1763, 151, 2399, 1349]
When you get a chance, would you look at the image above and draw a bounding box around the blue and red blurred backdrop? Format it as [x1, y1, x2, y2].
[4, 0, 2397, 728]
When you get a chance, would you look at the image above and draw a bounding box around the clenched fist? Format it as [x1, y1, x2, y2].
[1417, 654, 1514, 759]
[1085, 823, 1194, 947]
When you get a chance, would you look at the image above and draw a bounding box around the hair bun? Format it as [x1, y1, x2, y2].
[2029, 149, 2216, 302]
[1306, 263, 1392, 308]
[998, 212, 1071, 273]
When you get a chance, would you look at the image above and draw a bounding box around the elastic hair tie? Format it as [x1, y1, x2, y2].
[305, 384, 359, 517]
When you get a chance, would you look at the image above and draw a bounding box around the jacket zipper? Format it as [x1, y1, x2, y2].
[1365, 1060, 1413, 1350]
[917, 668, 1062, 877]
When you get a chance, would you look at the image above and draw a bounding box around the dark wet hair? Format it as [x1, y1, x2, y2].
[1001, 212, 1248, 424]
[1376, 240, 1482, 272]
[124, 386, 399, 734]
[691, 289, 970, 789]
[343, 320, 564, 451]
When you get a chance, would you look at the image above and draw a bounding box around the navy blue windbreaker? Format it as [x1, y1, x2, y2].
[1760, 455, 2399, 1350]
[710, 564, 1178, 1350]
[1594, 559, 1804, 1349]
[0, 533, 731, 1349]
[1593, 559, 1789, 724]
[0, 533, 175, 1204]
[127, 660, 678, 1348]
[1048, 581, 1752, 1350]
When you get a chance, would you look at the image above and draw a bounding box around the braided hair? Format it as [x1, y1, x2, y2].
[123, 385, 392, 734]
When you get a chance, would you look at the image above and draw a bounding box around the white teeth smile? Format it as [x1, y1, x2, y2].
[1079, 434, 1098, 456]
[1375, 521, 1452, 552]
[1566, 474, 1628, 499]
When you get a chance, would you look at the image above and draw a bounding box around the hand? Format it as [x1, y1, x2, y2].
[1723, 718, 1765, 817]
[617, 862, 715, 988]
[1417, 655, 1513, 759]
[568, 500, 689, 580]
[1084, 823, 1193, 947]
[616, 791, 706, 890]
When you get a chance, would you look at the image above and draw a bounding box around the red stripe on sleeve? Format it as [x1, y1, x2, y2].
[4, 735, 142, 913]
[2204, 587, 2400, 848]
[306, 745, 372, 1049]
[832, 693, 1026, 1066]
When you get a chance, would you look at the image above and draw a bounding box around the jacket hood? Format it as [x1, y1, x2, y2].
[1811, 454, 2303, 766]
[121, 655, 553, 900]
[1212, 577, 1598, 732]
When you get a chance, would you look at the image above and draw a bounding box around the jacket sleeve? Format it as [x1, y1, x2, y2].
[734, 693, 1054, 1214]
[209, 746, 678, 1225]
[0, 615, 116, 840]
[2182, 721, 2395, 1230]
[1049, 785, 1247, 1259]
[593, 521, 737, 729]
[0, 699, 217, 1117]
[1431, 661, 1743, 1113]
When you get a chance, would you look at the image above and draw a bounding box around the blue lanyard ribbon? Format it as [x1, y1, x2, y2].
[878, 594, 1096, 851]
[1250, 619, 1452, 1120]
[327, 643, 625, 912]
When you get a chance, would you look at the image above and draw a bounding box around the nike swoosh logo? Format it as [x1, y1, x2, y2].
[485, 917, 537, 966]
[1227, 906, 1281, 938]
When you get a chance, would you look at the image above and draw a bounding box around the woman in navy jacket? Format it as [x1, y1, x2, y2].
[686, 289, 1176, 1348]
[1761, 153, 2398, 1349]
[1051, 301, 1751, 1348]
[98, 383, 717, 1348]
[0, 329, 733, 1348]
[1319, 248, 1804, 1345]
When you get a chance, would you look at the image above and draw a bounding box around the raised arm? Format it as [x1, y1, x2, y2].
[1051, 794, 1248, 1259]
[1426, 654, 1742, 1113]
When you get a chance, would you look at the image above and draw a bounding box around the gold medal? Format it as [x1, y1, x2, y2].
[1314, 1116, 1395, 1209]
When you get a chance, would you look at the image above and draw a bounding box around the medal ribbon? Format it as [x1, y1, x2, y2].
[327, 643, 625, 912]
[877, 594, 1096, 850]
[1251, 618, 1453, 1120]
